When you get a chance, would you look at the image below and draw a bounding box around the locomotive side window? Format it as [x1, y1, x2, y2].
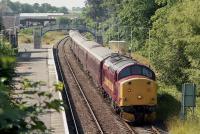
[142, 67, 153, 78]
[118, 67, 131, 80]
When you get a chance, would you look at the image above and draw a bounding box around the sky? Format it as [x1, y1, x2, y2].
[10, 0, 86, 9]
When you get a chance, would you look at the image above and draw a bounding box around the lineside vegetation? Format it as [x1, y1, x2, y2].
[0, 17, 64, 133]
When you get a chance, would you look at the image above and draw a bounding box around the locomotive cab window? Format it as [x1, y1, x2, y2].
[118, 67, 131, 80]
[118, 65, 155, 80]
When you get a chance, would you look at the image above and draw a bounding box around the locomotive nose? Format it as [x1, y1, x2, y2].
[118, 78, 157, 107]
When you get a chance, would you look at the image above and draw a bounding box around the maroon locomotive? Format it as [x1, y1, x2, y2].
[69, 30, 157, 122]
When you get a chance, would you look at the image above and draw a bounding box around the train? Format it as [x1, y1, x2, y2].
[69, 30, 157, 122]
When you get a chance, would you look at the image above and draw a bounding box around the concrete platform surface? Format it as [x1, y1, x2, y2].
[16, 43, 68, 134]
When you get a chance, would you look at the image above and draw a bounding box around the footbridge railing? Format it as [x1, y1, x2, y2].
[34, 24, 103, 49]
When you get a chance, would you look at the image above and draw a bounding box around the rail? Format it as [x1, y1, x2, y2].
[57, 37, 104, 134]
[54, 37, 79, 134]
[60, 38, 104, 134]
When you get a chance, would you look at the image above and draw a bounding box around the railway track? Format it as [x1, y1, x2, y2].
[54, 37, 79, 134]
[56, 36, 132, 133]
[61, 37, 104, 134]
[55, 37, 104, 133]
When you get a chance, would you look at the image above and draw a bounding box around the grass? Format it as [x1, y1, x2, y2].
[157, 83, 200, 134]
[18, 28, 33, 44]
[18, 34, 33, 44]
[18, 28, 66, 45]
[42, 31, 66, 45]
[168, 117, 200, 134]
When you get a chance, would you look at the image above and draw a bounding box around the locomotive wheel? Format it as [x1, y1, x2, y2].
[144, 112, 156, 123]
[120, 112, 135, 122]
[134, 113, 145, 124]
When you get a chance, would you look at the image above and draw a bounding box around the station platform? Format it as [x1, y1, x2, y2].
[16, 44, 69, 134]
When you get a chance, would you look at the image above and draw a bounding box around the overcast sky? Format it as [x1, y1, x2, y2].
[10, 0, 86, 9]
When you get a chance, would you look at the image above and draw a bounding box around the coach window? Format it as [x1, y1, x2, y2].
[118, 67, 131, 80]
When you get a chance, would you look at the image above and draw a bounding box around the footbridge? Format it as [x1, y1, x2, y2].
[34, 24, 103, 48]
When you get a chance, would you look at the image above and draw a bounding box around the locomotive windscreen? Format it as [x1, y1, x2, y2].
[118, 65, 155, 80]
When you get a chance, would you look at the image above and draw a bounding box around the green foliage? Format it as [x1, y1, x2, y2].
[82, 0, 157, 49]
[1, 0, 68, 13]
[0, 16, 4, 31]
[57, 17, 71, 25]
[82, 0, 200, 88]
[118, 0, 157, 49]
[149, 0, 200, 87]
[157, 83, 181, 120]
[72, 7, 83, 13]
[54, 81, 64, 92]
[83, 1, 200, 130]
[19, 28, 34, 44]
[0, 78, 64, 133]
[0, 39, 64, 133]
[0, 41, 16, 82]
[20, 28, 33, 35]
[81, 0, 109, 28]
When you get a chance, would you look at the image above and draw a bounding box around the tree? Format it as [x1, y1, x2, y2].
[57, 17, 71, 25]
[58, 7, 68, 14]
[21, 3, 34, 13]
[2, 1, 69, 14]
[33, 3, 40, 13]
[0, 36, 64, 133]
[149, 0, 200, 87]
[0, 16, 4, 31]
[118, 0, 157, 49]
[82, 0, 106, 28]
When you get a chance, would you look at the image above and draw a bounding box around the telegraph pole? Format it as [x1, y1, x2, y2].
[148, 28, 151, 63]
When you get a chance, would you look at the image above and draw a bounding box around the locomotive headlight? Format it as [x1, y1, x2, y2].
[137, 95, 142, 100]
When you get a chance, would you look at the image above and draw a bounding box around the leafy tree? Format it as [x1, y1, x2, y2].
[0, 16, 4, 31]
[82, 0, 200, 90]
[149, 0, 200, 87]
[0, 78, 64, 133]
[82, 0, 106, 28]
[33, 3, 40, 13]
[82, 0, 157, 47]
[57, 7, 68, 14]
[0, 39, 64, 133]
[57, 17, 71, 25]
[21, 3, 34, 13]
[0, 0, 68, 14]
[0, 41, 16, 82]
[118, 0, 157, 49]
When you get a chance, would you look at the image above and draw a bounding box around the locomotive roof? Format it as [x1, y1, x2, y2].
[105, 54, 138, 72]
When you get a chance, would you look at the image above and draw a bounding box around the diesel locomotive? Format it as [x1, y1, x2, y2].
[69, 30, 157, 122]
